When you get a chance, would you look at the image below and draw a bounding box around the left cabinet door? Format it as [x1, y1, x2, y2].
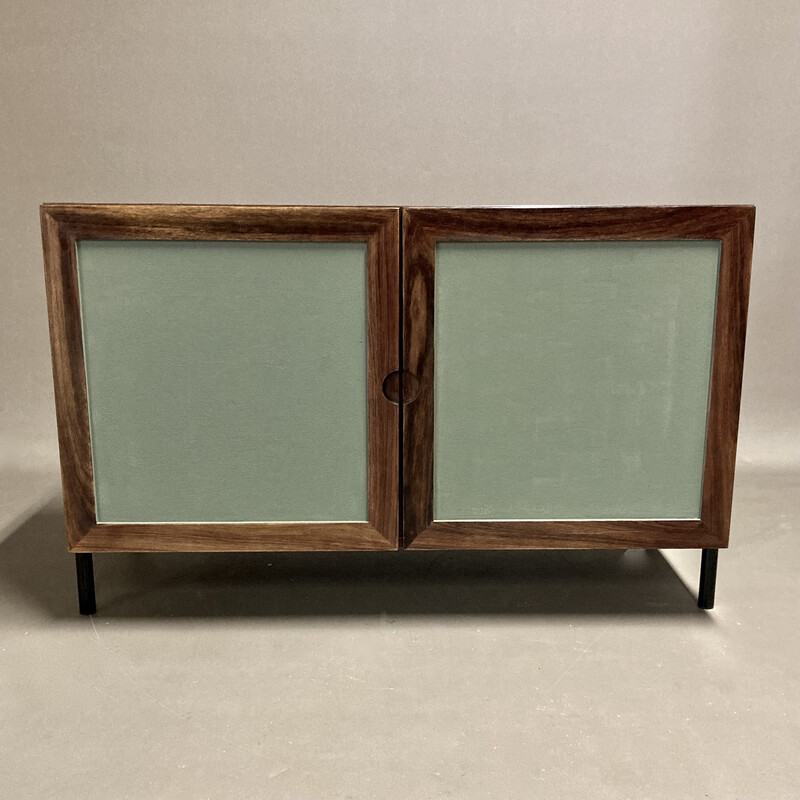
[42, 205, 400, 552]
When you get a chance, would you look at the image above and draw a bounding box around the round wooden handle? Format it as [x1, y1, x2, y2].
[381, 371, 421, 405]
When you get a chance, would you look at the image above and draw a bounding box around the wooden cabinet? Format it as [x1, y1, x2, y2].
[41, 204, 754, 612]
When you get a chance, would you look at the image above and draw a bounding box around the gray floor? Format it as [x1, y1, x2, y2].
[0, 466, 797, 800]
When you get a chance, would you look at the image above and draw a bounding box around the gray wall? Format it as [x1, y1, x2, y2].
[2, 0, 797, 472]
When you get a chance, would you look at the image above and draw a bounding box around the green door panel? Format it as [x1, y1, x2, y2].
[433, 240, 720, 521]
[77, 240, 368, 523]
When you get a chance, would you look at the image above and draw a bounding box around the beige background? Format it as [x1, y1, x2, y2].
[1, 0, 798, 472]
[1, 4, 798, 799]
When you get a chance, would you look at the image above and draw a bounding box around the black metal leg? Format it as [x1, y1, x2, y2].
[75, 554, 96, 615]
[698, 548, 718, 609]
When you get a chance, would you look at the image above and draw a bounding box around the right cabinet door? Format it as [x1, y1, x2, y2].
[402, 206, 754, 550]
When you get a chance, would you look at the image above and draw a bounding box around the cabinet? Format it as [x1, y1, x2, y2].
[41, 204, 754, 613]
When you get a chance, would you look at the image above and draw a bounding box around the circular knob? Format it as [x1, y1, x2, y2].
[381, 371, 421, 405]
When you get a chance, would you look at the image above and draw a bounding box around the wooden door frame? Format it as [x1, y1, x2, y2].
[401, 206, 755, 550]
[41, 204, 400, 552]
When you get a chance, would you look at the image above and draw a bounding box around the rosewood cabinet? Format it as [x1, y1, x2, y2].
[41, 204, 754, 613]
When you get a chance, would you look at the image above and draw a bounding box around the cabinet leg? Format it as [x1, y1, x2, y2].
[698, 548, 718, 610]
[75, 554, 96, 615]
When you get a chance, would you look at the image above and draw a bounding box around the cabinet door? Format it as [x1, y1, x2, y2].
[402, 207, 754, 550]
[42, 205, 400, 552]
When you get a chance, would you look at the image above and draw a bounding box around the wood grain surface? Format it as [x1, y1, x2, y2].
[42, 204, 400, 552]
[43, 204, 754, 554]
[401, 206, 755, 550]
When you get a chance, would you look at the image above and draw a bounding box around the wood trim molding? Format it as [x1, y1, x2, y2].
[401, 205, 755, 550]
[71, 523, 395, 553]
[42, 208, 96, 549]
[41, 204, 400, 552]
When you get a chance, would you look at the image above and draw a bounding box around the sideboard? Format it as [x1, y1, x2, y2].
[41, 204, 754, 613]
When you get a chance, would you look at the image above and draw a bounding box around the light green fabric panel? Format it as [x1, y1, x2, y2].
[433, 241, 720, 521]
[77, 240, 368, 523]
